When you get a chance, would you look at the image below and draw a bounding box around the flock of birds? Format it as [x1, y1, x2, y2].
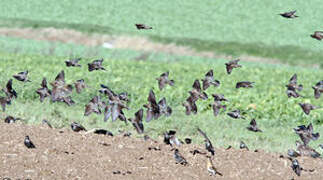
[1, 10, 323, 178]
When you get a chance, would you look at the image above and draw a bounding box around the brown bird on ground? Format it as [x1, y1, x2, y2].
[189, 79, 208, 100]
[36, 78, 51, 102]
[156, 71, 174, 90]
[299, 103, 319, 115]
[212, 94, 227, 102]
[295, 141, 321, 158]
[42, 119, 52, 128]
[135, 24, 152, 30]
[311, 31, 323, 41]
[24, 136, 36, 149]
[88, 58, 106, 71]
[227, 110, 245, 119]
[74, 79, 86, 94]
[236, 81, 254, 89]
[50, 71, 74, 106]
[291, 159, 301, 176]
[279, 10, 298, 18]
[247, 119, 262, 132]
[164, 130, 181, 146]
[173, 149, 187, 165]
[4, 116, 20, 123]
[65, 58, 81, 67]
[294, 123, 320, 146]
[197, 128, 215, 156]
[182, 95, 197, 115]
[84, 96, 102, 116]
[312, 80, 323, 99]
[225, 59, 242, 74]
[240, 141, 249, 150]
[130, 108, 144, 134]
[212, 101, 226, 117]
[13, 71, 31, 82]
[71, 122, 87, 132]
[2, 79, 17, 99]
[206, 156, 223, 176]
[202, 70, 220, 90]
[0, 96, 11, 111]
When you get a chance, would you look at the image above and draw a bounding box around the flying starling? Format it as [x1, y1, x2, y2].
[65, 58, 81, 67]
[197, 128, 215, 156]
[299, 103, 319, 115]
[84, 96, 102, 116]
[182, 96, 197, 115]
[88, 58, 106, 71]
[36, 78, 51, 102]
[13, 71, 31, 82]
[135, 24, 152, 30]
[0, 96, 11, 111]
[212, 94, 227, 102]
[311, 31, 323, 41]
[130, 108, 144, 134]
[225, 59, 242, 74]
[173, 149, 187, 165]
[143, 90, 160, 122]
[247, 119, 262, 132]
[294, 123, 320, 146]
[312, 80, 323, 99]
[236, 81, 254, 88]
[24, 136, 36, 149]
[295, 141, 321, 158]
[202, 70, 220, 90]
[189, 79, 208, 100]
[71, 122, 87, 132]
[279, 10, 298, 18]
[227, 110, 245, 119]
[157, 97, 172, 117]
[2, 79, 17, 99]
[156, 71, 174, 90]
[74, 79, 86, 94]
[212, 101, 226, 117]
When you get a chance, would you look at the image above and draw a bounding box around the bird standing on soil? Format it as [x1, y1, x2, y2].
[173, 149, 188, 165]
[156, 71, 174, 91]
[13, 71, 31, 82]
[24, 136, 36, 149]
[291, 159, 301, 176]
[197, 128, 215, 156]
[240, 141, 249, 151]
[311, 31, 323, 40]
[164, 130, 181, 146]
[4, 116, 20, 123]
[71, 122, 87, 132]
[65, 58, 81, 67]
[206, 156, 223, 176]
[279, 10, 298, 18]
[135, 24, 152, 30]
[294, 123, 320, 146]
[247, 119, 262, 132]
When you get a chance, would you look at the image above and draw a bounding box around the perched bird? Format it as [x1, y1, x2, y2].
[65, 58, 81, 67]
[212, 94, 227, 102]
[4, 116, 20, 123]
[74, 79, 86, 94]
[84, 96, 102, 116]
[312, 80, 323, 99]
[24, 136, 36, 149]
[182, 95, 197, 115]
[0, 96, 11, 111]
[246, 119, 262, 132]
[225, 59, 242, 74]
[236, 81, 254, 89]
[296, 141, 321, 158]
[310, 31, 323, 41]
[291, 159, 301, 176]
[197, 128, 215, 156]
[279, 10, 298, 18]
[189, 80, 208, 100]
[13, 71, 31, 82]
[135, 24, 152, 30]
[36, 78, 51, 102]
[299, 103, 319, 115]
[227, 110, 245, 119]
[2, 79, 17, 99]
[164, 130, 181, 146]
[130, 108, 144, 134]
[71, 122, 87, 132]
[294, 123, 320, 146]
[287, 149, 300, 158]
[240, 141, 249, 151]
[42, 119, 52, 128]
[201, 70, 220, 90]
[156, 71, 174, 90]
[173, 149, 187, 165]
[212, 101, 226, 117]
[206, 156, 223, 176]
[88, 58, 106, 71]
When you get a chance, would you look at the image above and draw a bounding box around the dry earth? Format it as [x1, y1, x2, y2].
[0, 122, 322, 180]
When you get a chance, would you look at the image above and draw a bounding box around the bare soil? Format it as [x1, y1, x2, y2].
[0, 122, 322, 180]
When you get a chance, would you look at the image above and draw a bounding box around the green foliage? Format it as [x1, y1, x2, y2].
[1, 52, 322, 153]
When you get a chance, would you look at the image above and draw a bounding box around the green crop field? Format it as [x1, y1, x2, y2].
[0, 0, 322, 154]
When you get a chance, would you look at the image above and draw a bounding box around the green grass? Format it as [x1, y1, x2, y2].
[1, 0, 323, 66]
[1, 52, 322, 153]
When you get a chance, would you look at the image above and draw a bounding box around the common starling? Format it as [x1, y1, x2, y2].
[156, 71, 174, 90]
[311, 31, 323, 41]
[143, 90, 160, 122]
[50, 71, 74, 106]
[173, 149, 187, 165]
[2, 79, 17, 99]
[13, 71, 31, 82]
[0, 96, 11, 111]
[296, 141, 321, 158]
[240, 141, 249, 151]
[225, 59, 242, 74]
[279, 10, 298, 18]
[201, 70, 220, 90]
[42, 119, 52, 128]
[197, 128, 215, 156]
[312, 80, 323, 99]
[158, 97, 172, 117]
[84, 96, 102, 116]
[74, 79, 86, 94]
[189, 79, 208, 100]
[135, 24, 152, 30]
[227, 110, 245, 119]
[247, 119, 262, 132]
[287, 149, 300, 158]
[36, 78, 51, 102]
[206, 156, 223, 176]
[93, 129, 113, 136]
[24, 136, 36, 149]
[88, 58, 106, 71]
[291, 159, 301, 176]
[71, 122, 87, 132]
[294, 123, 320, 146]
[182, 95, 197, 115]
[286, 74, 303, 91]
[4, 116, 20, 123]
[164, 130, 181, 146]
[212, 94, 227, 102]
[130, 108, 144, 134]
[299, 103, 319, 115]
[236, 81, 254, 88]
[212, 101, 226, 117]
[65, 58, 81, 67]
